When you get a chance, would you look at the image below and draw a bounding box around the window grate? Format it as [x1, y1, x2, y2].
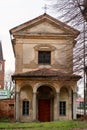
[22, 101, 29, 116]
[38, 51, 51, 64]
[59, 101, 66, 116]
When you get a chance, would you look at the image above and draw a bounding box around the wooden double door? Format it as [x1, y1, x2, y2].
[38, 99, 51, 122]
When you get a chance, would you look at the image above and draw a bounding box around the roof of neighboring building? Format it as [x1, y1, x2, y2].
[0, 42, 3, 60]
[76, 98, 84, 102]
[12, 68, 81, 81]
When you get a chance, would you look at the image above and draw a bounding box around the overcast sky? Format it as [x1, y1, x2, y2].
[0, 0, 84, 96]
[0, 0, 49, 72]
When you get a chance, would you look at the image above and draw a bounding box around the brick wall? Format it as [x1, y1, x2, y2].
[0, 98, 14, 118]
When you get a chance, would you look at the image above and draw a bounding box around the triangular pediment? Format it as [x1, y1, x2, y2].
[22, 21, 65, 34]
[10, 13, 79, 37]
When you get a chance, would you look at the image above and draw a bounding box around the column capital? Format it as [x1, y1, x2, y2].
[33, 92, 37, 94]
[56, 92, 60, 94]
[16, 92, 20, 94]
[73, 92, 77, 95]
[55, 92, 60, 98]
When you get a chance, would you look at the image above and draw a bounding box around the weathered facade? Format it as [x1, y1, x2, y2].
[10, 13, 81, 122]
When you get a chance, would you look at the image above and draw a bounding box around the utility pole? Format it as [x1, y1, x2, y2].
[80, 0, 87, 116]
[84, 66, 87, 115]
[83, 21, 86, 115]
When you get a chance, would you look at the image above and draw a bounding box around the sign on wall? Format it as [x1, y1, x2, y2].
[0, 90, 10, 99]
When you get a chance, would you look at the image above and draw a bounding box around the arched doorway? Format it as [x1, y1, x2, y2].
[37, 85, 54, 122]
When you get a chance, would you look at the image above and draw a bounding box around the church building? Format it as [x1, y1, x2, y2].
[10, 13, 81, 122]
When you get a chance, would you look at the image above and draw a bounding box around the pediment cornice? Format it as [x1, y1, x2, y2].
[10, 13, 80, 39]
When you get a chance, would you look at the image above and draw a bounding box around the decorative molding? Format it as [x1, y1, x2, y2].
[34, 44, 56, 51]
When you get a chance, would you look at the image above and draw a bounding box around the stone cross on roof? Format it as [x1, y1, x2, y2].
[43, 4, 48, 14]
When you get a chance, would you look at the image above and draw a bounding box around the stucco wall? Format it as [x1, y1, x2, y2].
[15, 78, 76, 122]
[14, 38, 73, 73]
[11, 14, 79, 122]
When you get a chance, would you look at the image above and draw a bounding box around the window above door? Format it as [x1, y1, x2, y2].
[38, 51, 51, 64]
[34, 44, 56, 65]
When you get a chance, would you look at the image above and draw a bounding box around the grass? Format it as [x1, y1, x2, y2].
[0, 120, 87, 130]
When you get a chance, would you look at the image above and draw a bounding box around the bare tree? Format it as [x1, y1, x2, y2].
[46, 0, 87, 73]
[4, 70, 15, 98]
[46, 0, 87, 114]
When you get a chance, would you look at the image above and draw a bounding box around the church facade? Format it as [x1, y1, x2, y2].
[10, 13, 81, 122]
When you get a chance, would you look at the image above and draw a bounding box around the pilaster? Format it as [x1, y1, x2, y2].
[54, 92, 59, 120]
[73, 92, 77, 120]
[15, 92, 20, 122]
[33, 92, 37, 121]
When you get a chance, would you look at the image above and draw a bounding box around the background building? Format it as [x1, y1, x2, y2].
[0, 42, 5, 89]
[0, 41, 14, 119]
